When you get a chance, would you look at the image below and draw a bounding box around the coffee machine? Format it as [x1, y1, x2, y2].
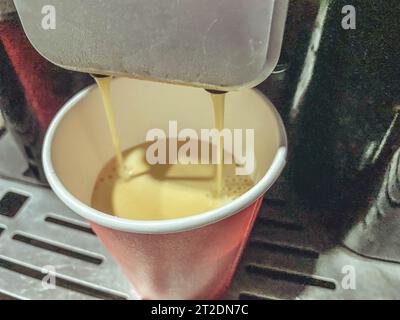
[1, 0, 400, 300]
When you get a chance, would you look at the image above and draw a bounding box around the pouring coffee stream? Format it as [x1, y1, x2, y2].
[207, 89, 228, 198]
[92, 74, 134, 180]
[92, 74, 229, 197]
[89, 77, 256, 220]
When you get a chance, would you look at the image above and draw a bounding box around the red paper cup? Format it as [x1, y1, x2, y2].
[42, 78, 287, 299]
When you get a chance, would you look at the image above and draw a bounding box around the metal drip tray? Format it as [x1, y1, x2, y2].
[1, 128, 400, 300]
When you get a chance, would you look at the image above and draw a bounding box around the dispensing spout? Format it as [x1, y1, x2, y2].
[205, 89, 227, 95]
[90, 74, 110, 79]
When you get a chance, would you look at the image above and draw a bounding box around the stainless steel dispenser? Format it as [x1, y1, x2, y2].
[13, 0, 288, 91]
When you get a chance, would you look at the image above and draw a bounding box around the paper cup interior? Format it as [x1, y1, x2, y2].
[49, 78, 282, 212]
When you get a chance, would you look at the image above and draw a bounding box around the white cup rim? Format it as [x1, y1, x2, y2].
[42, 84, 288, 234]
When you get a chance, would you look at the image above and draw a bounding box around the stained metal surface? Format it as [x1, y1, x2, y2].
[0, 129, 44, 186]
[1, 125, 400, 300]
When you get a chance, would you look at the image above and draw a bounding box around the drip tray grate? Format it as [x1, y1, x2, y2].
[1, 129, 400, 299]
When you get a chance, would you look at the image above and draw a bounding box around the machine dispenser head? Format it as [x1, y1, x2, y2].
[13, 0, 288, 90]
